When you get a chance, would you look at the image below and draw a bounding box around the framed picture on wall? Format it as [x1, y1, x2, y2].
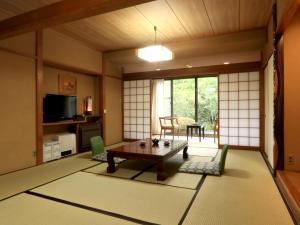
[59, 74, 77, 95]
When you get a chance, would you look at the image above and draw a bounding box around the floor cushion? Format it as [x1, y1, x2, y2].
[179, 160, 221, 176]
[92, 152, 125, 164]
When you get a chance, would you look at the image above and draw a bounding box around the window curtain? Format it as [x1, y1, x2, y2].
[151, 79, 164, 134]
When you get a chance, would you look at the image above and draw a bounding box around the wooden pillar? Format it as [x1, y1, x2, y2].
[99, 75, 105, 144]
[36, 30, 43, 165]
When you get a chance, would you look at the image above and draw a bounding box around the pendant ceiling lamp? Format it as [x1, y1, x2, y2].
[137, 26, 173, 62]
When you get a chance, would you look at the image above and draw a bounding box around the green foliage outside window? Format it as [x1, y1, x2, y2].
[197, 77, 218, 130]
[165, 77, 218, 132]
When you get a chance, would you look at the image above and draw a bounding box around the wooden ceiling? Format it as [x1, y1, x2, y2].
[0, 0, 273, 52]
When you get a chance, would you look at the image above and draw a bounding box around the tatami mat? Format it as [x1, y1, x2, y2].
[0, 142, 128, 200]
[0, 194, 137, 225]
[31, 172, 195, 225]
[135, 155, 210, 189]
[84, 160, 155, 179]
[0, 152, 98, 200]
[183, 150, 294, 225]
[178, 147, 218, 157]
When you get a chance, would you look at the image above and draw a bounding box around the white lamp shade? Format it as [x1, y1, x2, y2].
[137, 45, 173, 62]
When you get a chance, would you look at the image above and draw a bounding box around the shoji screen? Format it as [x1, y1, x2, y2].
[219, 72, 260, 147]
[123, 80, 151, 140]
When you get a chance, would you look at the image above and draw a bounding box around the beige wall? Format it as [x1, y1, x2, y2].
[43, 66, 99, 116]
[0, 51, 36, 174]
[264, 55, 274, 168]
[284, 9, 300, 170]
[0, 32, 35, 56]
[103, 59, 123, 78]
[44, 29, 102, 73]
[0, 28, 103, 174]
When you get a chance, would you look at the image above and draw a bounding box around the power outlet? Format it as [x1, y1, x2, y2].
[32, 150, 36, 157]
[288, 155, 294, 164]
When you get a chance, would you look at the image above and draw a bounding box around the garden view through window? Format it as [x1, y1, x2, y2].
[163, 77, 218, 134]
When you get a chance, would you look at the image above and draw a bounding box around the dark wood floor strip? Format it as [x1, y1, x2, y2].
[130, 163, 157, 180]
[178, 174, 207, 225]
[80, 162, 103, 171]
[82, 169, 196, 191]
[25, 191, 159, 225]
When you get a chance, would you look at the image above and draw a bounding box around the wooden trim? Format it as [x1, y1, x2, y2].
[122, 80, 125, 141]
[150, 79, 153, 138]
[217, 76, 220, 148]
[98, 76, 104, 140]
[276, 171, 300, 224]
[276, 0, 300, 34]
[123, 138, 138, 142]
[0, 46, 36, 60]
[104, 74, 123, 80]
[0, 0, 155, 40]
[36, 30, 44, 165]
[44, 60, 101, 76]
[43, 120, 86, 126]
[261, 150, 275, 175]
[274, 35, 285, 170]
[123, 62, 261, 80]
[260, 69, 265, 153]
[219, 144, 260, 151]
[102, 76, 107, 145]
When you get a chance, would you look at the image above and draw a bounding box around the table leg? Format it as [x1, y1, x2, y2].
[191, 128, 193, 138]
[186, 127, 189, 141]
[157, 160, 167, 181]
[183, 146, 188, 159]
[199, 127, 201, 142]
[202, 126, 205, 139]
[106, 152, 115, 173]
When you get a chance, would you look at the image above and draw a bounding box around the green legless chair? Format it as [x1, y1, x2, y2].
[90, 136, 104, 157]
[90, 136, 125, 163]
[179, 145, 229, 176]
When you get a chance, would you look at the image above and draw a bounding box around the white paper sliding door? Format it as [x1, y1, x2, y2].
[219, 72, 260, 148]
[123, 80, 151, 140]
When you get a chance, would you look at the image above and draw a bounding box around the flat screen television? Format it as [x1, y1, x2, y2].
[44, 94, 77, 122]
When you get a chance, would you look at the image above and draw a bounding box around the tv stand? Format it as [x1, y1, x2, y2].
[43, 120, 87, 153]
[43, 120, 86, 126]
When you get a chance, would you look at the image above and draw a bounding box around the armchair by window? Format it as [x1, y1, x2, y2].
[159, 116, 180, 140]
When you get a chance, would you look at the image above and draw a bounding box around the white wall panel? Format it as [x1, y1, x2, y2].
[219, 72, 260, 147]
[123, 79, 151, 140]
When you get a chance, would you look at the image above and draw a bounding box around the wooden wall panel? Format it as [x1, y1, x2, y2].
[283, 9, 300, 170]
[43, 67, 99, 116]
[0, 32, 35, 57]
[104, 77, 123, 145]
[0, 51, 36, 174]
[43, 29, 102, 74]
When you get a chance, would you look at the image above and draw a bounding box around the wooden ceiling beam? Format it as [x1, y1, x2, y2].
[123, 62, 261, 80]
[277, 0, 300, 34]
[0, 0, 155, 40]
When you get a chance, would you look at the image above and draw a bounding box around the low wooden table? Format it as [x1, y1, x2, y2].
[106, 139, 188, 181]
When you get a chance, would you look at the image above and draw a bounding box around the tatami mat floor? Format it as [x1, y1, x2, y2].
[0, 143, 295, 225]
